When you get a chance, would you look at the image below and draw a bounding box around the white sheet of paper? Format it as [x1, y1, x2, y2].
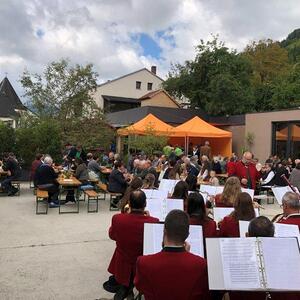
[143, 223, 204, 257]
[271, 186, 299, 205]
[213, 207, 234, 223]
[142, 189, 168, 199]
[261, 237, 300, 290]
[214, 208, 259, 224]
[220, 238, 262, 290]
[146, 198, 183, 221]
[241, 188, 255, 199]
[239, 221, 300, 240]
[158, 179, 179, 194]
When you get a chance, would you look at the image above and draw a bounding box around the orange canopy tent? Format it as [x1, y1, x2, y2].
[117, 113, 174, 136]
[170, 116, 232, 157]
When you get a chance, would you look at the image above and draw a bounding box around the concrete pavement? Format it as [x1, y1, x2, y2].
[0, 183, 282, 300]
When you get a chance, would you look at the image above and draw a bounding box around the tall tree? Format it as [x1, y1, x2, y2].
[20, 59, 114, 150]
[164, 38, 255, 115]
[243, 39, 289, 84]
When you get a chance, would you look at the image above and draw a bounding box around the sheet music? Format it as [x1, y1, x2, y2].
[158, 179, 179, 194]
[200, 185, 224, 196]
[239, 221, 300, 239]
[146, 198, 183, 221]
[146, 198, 164, 221]
[143, 223, 204, 257]
[142, 189, 168, 199]
[214, 208, 259, 223]
[220, 238, 261, 290]
[213, 207, 234, 223]
[261, 237, 300, 290]
[241, 188, 255, 199]
[271, 186, 299, 205]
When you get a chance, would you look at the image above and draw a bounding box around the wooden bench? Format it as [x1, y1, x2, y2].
[36, 189, 49, 214]
[11, 181, 21, 196]
[83, 189, 100, 213]
[96, 183, 121, 211]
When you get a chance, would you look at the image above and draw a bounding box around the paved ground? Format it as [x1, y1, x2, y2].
[0, 183, 282, 300]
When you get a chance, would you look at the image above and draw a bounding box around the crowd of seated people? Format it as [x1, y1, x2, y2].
[101, 146, 300, 300]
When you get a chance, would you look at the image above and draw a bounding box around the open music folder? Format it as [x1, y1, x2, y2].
[213, 207, 259, 223]
[271, 186, 299, 205]
[158, 179, 180, 194]
[145, 198, 183, 221]
[141, 189, 168, 200]
[206, 237, 300, 291]
[143, 223, 204, 257]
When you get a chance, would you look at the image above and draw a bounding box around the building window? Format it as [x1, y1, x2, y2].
[136, 81, 141, 89]
[272, 121, 300, 159]
[147, 82, 153, 91]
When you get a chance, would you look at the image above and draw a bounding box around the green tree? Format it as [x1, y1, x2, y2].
[20, 59, 98, 120]
[20, 59, 114, 151]
[129, 126, 168, 157]
[163, 38, 255, 115]
[0, 122, 15, 155]
[243, 39, 290, 84]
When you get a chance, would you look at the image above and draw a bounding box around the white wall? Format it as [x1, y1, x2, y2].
[92, 69, 163, 109]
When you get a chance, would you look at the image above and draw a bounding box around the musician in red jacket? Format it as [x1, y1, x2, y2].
[273, 192, 300, 229]
[105, 190, 159, 299]
[219, 192, 256, 237]
[134, 210, 210, 300]
[228, 151, 261, 190]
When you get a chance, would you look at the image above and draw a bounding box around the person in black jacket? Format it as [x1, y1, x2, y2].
[1, 152, 21, 196]
[108, 161, 130, 208]
[34, 156, 60, 207]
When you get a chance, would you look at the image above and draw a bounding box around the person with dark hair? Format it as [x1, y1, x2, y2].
[188, 192, 217, 239]
[185, 174, 197, 191]
[142, 173, 156, 190]
[170, 181, 189, 209]
[272, 160, 289, 186]
[119, 177, 143, 213]
[247, 216, 275, 237]
[30, 153, 43, 185]
[219, 192, 256, 237]
[134, 210, 209, 300]
[108, 161, 128, 195]
[163, 159, 180, 180]
[104, 190, 158, 300]
[1, 152, 21, 196]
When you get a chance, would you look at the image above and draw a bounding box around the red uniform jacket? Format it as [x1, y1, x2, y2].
[214, 194, 233, 207]
[134, 247, 210, 300]
[277, 213, 300, 230]
[228, 161, 260, 190]
[108, 211, 159, 286]
[219, 216, 240, 237]
[189, 216, 217, 238]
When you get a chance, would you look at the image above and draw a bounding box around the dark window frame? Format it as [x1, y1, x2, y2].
[136, 81, 141, 90]
[147, 82, 153, 91]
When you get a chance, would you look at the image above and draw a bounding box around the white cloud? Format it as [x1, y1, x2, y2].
[1, 0, 300, 102]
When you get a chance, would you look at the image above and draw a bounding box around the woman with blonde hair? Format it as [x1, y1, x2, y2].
[215, 176, 241, 207]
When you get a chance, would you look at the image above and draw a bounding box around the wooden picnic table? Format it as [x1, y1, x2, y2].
[57, 176, 81, 187]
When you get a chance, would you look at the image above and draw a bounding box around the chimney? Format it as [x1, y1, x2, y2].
[151, 65, 157, 74]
